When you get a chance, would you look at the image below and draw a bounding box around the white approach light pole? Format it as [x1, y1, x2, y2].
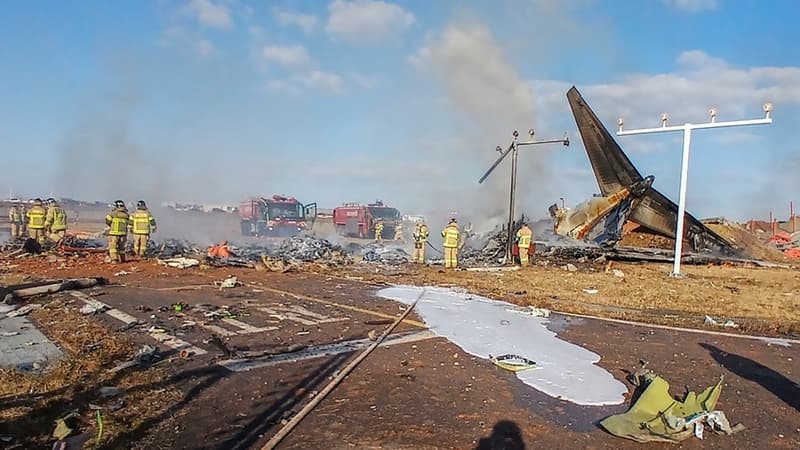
[617, 104, 773, 277]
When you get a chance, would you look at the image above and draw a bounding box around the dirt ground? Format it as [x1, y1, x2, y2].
[0, 253, 799, 449]
[1, 205, 799, 449]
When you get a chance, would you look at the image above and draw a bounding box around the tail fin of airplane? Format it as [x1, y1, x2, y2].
[566, 86, 737, 255]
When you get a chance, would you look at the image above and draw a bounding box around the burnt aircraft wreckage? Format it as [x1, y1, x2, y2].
[549, 87, 737, 255]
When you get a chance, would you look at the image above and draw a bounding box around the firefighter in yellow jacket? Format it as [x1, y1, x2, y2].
[412, 220, 429, 264]
[441, 218, 460, 269]
[129, 200, 157, 257]
[515, 221, 533, 266]
[8, 203, 24, 238]
[105, 200, 129, 263]
[44, 198, 68, 243]
[26, 198, 47, 244]
[374, 218, 384, 243]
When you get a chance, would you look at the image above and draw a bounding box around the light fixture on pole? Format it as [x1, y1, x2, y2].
[479, 129, 569, 262]
[617, 104, 773, 277]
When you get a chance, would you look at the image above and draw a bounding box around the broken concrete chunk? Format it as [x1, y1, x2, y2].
[565, 264, 578, 272]
[157, 257, 200, 269]
[216, 276, 240, 289]
[6, 304, 42, 317]
[79, 304, 108, 315]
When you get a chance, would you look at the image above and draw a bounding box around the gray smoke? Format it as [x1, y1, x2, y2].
[417, 21, 552, 233]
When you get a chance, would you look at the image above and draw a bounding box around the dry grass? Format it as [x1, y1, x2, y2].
[0, 296, 180, 449]
[334, 260, 800, 335]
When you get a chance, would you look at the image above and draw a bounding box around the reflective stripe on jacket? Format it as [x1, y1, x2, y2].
[516, 227, 532, 248]
[415, 225, 429, 242]
[106, 209, 129, 236]
[9, 207, 22, 222]
[442, 224, 460, 248]
[46, 206, 68, 231]
[27, 206, 46, 229]
[130, 209, 155, 235]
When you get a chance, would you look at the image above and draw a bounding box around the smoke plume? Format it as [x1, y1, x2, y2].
[415, 21, 553, 235]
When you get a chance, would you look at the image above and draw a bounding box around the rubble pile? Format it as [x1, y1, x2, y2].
[60, 235, 105, 249]
[360, 243, 410, 265]
[148, 239, 204, 258]
[271, 236, 350, 264]
[461, 228, 507, 266]
[705, 222, 790, 262]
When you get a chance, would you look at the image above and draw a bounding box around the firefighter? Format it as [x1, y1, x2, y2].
[394, 221, 405, 242]
[105, 200, 129, 263]
[129, 200, 157, 257]
[412, 220, 429, 264]
[515, 221, 533, 266]
[374, 218, 384, 243]
[8, 202, 23, 238]
[19, 202, 28, 236]
[26, 198, 47, 244]
[441, 218, 460, 269]
[44, 198, 68, 243]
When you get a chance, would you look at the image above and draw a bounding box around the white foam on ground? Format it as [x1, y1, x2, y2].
[377, 285, 627, 406]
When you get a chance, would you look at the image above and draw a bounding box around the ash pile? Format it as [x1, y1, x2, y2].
[357, 243, 410, 265]
[460, 228, 507, 266]
[270, 236, 350, 264]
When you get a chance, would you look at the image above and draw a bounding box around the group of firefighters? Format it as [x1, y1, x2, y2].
[6, 198, 157, 264]
[376, 217, 534, 269]
[104, 200, 157, 263]
[9, 200, 534, 268]
[7, 198, 68, 244]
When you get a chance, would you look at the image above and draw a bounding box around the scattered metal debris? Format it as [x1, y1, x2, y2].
[601, 367, 744, 443]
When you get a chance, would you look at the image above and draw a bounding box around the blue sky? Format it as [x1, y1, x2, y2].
[1, 0, 798, 223]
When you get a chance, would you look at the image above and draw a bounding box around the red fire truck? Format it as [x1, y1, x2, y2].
[239, 195, 317, 237]
[332, 201, 401, 239]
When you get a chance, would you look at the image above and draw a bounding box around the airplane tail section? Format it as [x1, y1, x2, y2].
[567, 87, 643, 196]
[566, 86, 738, 255]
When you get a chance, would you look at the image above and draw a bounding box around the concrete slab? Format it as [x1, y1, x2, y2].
[0, 316, 63, 372]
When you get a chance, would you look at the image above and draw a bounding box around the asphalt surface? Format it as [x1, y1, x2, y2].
[52, 272, 800, 449]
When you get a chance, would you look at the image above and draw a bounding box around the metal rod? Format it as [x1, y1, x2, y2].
[516, 138, 568, 146]
[769, 210, 774, 237]
[507, 144, 518, 260]
[260, 289, 426, 450]
[671, 125, 691, 277]
[617, 117, 772, 136]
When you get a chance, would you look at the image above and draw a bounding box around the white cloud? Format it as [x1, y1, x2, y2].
[661, 0, 719, 13]
[274, 8, 319, 33]
[326, 0, 415, 43]
[262, 45, 313, 69]
[531, 50, 800, 131]
[291, 71, 345, 94]
[185, 0, 233, 29]
[266, 71, 345, 95]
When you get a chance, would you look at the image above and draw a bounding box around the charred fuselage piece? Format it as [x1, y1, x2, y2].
[555, 87, 737, 254]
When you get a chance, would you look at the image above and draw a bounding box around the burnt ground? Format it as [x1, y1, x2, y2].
[0, 261, 799, 449]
